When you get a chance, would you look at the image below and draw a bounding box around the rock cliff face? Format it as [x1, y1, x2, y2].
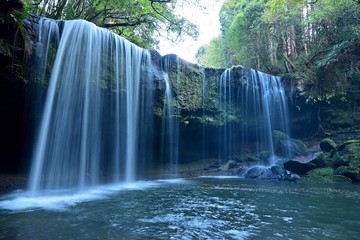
[0, 1, 32, 174]
[0, 9, 359, 176]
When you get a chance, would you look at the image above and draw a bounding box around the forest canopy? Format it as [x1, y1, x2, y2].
[196, 0, 360, 104]
[196, 0, 359, 70]
[20, 0, 201, 49]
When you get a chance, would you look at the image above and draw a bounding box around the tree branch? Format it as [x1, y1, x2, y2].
[103, 19, 146, 28]
[150, 0, 171, 2]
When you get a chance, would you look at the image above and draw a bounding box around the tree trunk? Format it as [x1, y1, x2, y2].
[312, 101, 329, 137]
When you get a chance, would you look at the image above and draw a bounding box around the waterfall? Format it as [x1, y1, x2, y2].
[244, 69, 289, 164]
[218, 67, 289, 165]
[201, 68, 207, 168]
[218, 69, 234, 162]
[160, 57, 179, 176]
[28, 18, 289, 195]
[29, 18, 154, 194]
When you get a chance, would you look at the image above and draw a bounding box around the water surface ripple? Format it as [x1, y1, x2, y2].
[1, 178, 360, 239]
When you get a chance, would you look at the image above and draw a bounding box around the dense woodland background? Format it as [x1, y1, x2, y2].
[196, 0, 360, 104]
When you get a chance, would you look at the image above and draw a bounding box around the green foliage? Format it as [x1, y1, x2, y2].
[198, 0, 360, 105]
[196, 37, 223, 67]
[316, 41, 354, 68]
[167, 61, 203, 112]
[307, 167, 334, 177]
[0, 38, 12, 57]
[22, 0, 200, 49]
[0, 0, 30, 25]
[162, 57, 243, 126]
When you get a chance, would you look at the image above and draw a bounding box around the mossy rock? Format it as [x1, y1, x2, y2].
[321, 152, 337, 168]
[259, 151, 270, 161]
[270, 165, 287, 176]
[298, 175, 352, 183]
[291, 139, 308, 156]
[272, 130, 288, 146]
[307, 167, 334, 177]
[235, 156, 247, 162]
[247, 155, 260, 162]
[342, 139, 360, 145]
[332, 175, 352, 183]
[300, 167, 352, 183]
[335, 140, 360, 168]
[298, 175, 334, 183]
[331, 154, 350, 168]
[337, 139, 360, 152]
[334, 166, 360, 181]
[272, 130, 308, 157]
[234, 155, 259, 163]
[319, 138, 337, 152]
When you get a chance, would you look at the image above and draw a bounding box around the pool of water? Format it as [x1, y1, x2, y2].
[1, 177, 360, 239]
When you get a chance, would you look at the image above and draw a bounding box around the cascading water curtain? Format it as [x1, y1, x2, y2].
[160, 57, 179, 176]
[217, 67, 289, 165]
[218, 69, 234, 162]
[240, 68, 290, 165]
[29, 18, 154, 195]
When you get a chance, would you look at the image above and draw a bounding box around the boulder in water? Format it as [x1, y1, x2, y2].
[283, 152, 324, 175]
[244, 166, 269, 179]
[270, 165, 287, 176]
[244, 165, 300, 181]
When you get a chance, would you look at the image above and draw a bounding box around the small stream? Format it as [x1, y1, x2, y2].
[1, 178, 360, 239]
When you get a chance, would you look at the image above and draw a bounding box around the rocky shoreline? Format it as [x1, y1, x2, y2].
[1, 131, 359, 194]
[176, 130, 360, 184]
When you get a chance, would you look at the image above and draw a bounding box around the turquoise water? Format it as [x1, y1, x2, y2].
[1, 178, 360, 239]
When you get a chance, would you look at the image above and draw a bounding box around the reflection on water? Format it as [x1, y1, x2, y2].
[1, 178, 360, 239]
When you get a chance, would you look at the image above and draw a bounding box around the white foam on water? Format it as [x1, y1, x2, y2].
[0, 191, 105, 211]
[224, 229, 253, 239]
[198, 175, 243, 179]
[0, 179, 188, 211]
[282, 217, 293, 223]
[156, 178, 188, 184]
